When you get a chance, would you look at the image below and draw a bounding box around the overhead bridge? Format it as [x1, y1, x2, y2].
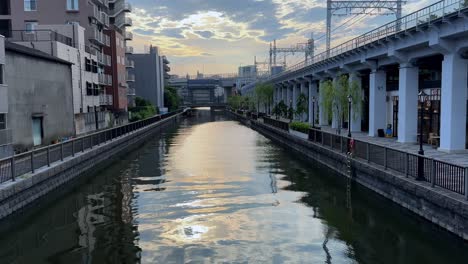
[241, 0, 468, 153]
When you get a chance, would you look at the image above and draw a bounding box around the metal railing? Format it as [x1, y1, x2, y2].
[268, 0, 468, 81]
[99, 94, 113, 106]
[125, 46, 134, 54]
[263, 117, 289, 131]
[0, 110, 182, 184]
[306, 127, 467, 198]
[7, 30, 73, 47]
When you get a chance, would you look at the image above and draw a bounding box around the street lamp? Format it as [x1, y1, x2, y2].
[311, 96, 316, 128]
[347, 94, 352, 138]
[417, 90, 428, 181]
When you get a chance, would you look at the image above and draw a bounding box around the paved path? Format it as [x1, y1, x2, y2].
[319, 126, 468, 167]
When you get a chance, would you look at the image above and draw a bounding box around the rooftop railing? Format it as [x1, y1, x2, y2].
[7, 30, 73, 47]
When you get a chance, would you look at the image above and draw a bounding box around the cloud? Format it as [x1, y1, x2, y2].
[159, 28, 185, 39]
[127, 0, 437, 75]
[133, 28, 154, 36]
[194, 31, 214, 39]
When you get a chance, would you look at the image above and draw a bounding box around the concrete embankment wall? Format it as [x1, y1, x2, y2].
[0, 114, 180, 220]
[229, 112, 468, 240]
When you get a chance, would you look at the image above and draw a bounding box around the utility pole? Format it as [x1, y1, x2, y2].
[326, 0, 405, 57]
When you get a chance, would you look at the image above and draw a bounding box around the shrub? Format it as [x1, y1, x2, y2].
[290, 121, 310, 133]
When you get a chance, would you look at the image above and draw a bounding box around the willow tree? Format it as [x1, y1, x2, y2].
[321, 75, 362, 134]
[295, 93, 308, 121]
[254, 83, 274, 114]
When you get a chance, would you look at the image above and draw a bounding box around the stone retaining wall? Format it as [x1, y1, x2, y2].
[229, 111, 468, 240]
[0, 114, 180, 220]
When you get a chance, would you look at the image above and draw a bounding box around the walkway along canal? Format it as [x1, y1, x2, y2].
[0, 109, 467, 263]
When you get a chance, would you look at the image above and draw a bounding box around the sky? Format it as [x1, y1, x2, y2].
[127, 0, 436, 76]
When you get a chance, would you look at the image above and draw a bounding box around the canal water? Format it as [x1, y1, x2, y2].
[0, 109, 467, 264]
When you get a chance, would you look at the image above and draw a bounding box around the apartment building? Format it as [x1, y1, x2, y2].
[128, 46, 165, 109]
[0, 36, 12, 158]
[0, 0, 133, 129]
[103, 28, 128, 124]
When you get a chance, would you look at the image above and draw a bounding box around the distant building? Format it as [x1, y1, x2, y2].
[168, 77, 189, 105]
[162, 55, 170, 86]
[238, 65, 257, 78]
[128, 46, 165, 108]
[104, 29, 128, 125]
[187, 79, 223, 105]
[5, 41, 75, 151]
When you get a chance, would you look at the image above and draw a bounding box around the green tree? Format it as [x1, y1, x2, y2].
[129, 97, 158, 121]
[277, 100, 288, 118]
[164, 86, 182, 112]
[287, 100, 294, 120]
[227, 95, 242, 109]
[295, 93, 308, 121]
[321, 75, 362, 133]
[254, 83, 274, 114]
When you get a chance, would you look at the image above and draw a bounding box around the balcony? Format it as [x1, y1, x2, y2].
[126, 73, 135, 82]
[115, 16, 132, 28]
[127, 87, 136, 96]
[109, 2, 132, 17]
[124, 31, 133, 40]
[100, 12, 109, 26]
[91, 0, 109, 7]
[125, 59, 134, 68]
[97, 52, 105, 65]
[99, 94, 113, 106]
[0, 84, 7, 113]
[125, 46, 134, 54]
[90, 28, 105, 46]
[0, 129, 12, 147]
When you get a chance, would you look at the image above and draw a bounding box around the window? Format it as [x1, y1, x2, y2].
[24, 0, 37, 11]
[0, 64, 4, 84]
[67, 0, 78, 11]
[85, 58, 91, 71]
[86, 82, 93, 95]
[92, 60, 98, 73]
[0, 114, 5, 130]
[93, 84, 99, 96]
[25, 21, 38, 31]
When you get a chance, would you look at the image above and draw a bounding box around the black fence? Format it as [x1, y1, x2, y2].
[263, 117, 289, 131]
[0, 111, 182, 184]
[306, 127, 467, 198]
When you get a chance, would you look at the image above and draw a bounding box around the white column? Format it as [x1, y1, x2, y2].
[286, 84, 291, 107]
[319, 81, 328, 126]
[309, 81, 318, 125]
[439, 53, 468, 152]
[292, 83, 298, 112]
[397, 63, 419, 143]
[369, 70, 387, 137]
[300, 81, 306, 121]
[349, 73, 362, 132]
[282, 86, 286, 103]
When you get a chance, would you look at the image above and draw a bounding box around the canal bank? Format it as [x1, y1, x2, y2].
[228, 111, 468, 241]
[2, 108, 468, 263]
[0, 112, 182, 220]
